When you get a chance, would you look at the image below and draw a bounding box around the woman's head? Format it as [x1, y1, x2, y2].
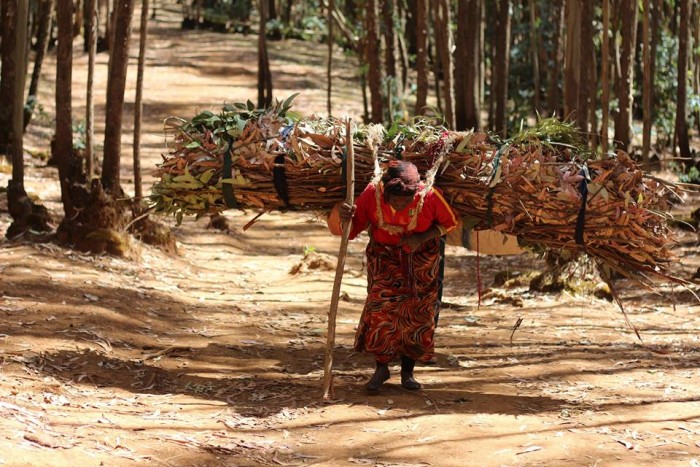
[382, 161, 420, 211]
[382, 161, 420, 195]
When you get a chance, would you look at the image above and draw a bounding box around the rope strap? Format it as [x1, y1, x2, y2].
[574, 164, 591, 245]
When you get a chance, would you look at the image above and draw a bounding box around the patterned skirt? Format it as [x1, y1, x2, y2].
[354, 237, 441, 364]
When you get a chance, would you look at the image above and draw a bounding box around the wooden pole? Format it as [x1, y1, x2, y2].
[322, 119, 354, 401]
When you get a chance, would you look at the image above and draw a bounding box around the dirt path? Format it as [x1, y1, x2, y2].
[2, 5, 700, 466]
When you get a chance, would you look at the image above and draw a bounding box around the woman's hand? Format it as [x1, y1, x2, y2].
[399, 225, 443, 252]
[399, 233, 425, 252]
[339, 202, 357, 222]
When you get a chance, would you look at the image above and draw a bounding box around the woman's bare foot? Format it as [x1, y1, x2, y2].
[366, 363, 390, 391]
[400, 372, 422, 390]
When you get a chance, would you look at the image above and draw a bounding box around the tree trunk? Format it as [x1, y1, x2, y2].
[86, 0, 97, 178]
[433, 0, 454, 129]
[564, 0, 581, 123]
[268, 0, 276, 20]
[493, 0, 511, 137]
[578, 0, 594, 141]
[677, 0, 691, 168]
[692, 3, 700, 136]
[283, 0, 292, 25]
[642, 0, 652, 165]
[365, 0, 383, 123]
[382, 0, 396, 81]
[7, 0, 52, 239]
[133, 0, 149, 202]
[102, 0, 135, 193]
[614, 0, 637, 153]
[73, 0, 84, 37]
[11, 0, 28, 186]
[257, 0, 272, 108]
[24, 0, 54, 129]
[650, 0, 663, 149]
[601, 0, 611, 155]
[56, 0, 76, 217]
[529, 0, 540, 114]
[327, 0, 333, 115]
[396, 4, 408, 93]
[547, 0, 564, 116]
[455, 0, 480, 130]
[455, 0, 467, 129]
[104, 0, 112, 50]
[414, 0, 428, 115]
[0, 0, 17, 154]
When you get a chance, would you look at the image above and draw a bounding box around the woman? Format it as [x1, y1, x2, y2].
[329, 160, 458, 391]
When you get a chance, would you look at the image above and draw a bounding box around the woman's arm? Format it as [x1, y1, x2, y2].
[399, 224, 444, 251]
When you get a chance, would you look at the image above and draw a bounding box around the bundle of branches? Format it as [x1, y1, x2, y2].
[151, 99, 686, 288]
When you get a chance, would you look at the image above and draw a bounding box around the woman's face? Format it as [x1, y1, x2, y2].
[387, 193, 415, 212]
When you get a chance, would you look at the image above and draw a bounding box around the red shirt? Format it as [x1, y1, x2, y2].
[348, 182, 458, 245]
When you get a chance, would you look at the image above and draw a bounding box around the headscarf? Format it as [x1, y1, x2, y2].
[382, 160, 420, 196]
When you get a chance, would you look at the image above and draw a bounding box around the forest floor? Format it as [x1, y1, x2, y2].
[2, 4, 700, 467]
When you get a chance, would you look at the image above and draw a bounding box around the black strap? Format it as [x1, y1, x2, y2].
[340, 148, 348, 191]
[394, 133, 405, 160]
[486, 187, 496, 228]
[222, 144, 238, 208]
[272, 154, 291, 207]
[575, 165, 590, 245]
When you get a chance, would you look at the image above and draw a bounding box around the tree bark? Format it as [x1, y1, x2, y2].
[11, 0, 28, 185]
[86, 0, 97, 178]
[414, 0, 428, 115]
[642, 0, 652, 165]
[396, 4, 408, 93]
[73, 0, 84, 37]
[677, 0, 691, 168]
[529, 0, 540, 114]
[564, 0, 581, 123]
[101, 0, 135, 193]
[24, 0, 55, 129]
[578, 0, 594, 141]
[382, 0, 396, 81]
[56, 0, 76, 217]
[692, 3, 700, 136]
[257, 0, 273, 108]
[433, 0, 454, 129]
[455, 0, 467, 129]
[650, 0, 661, 129]
[133, 0, 149, 202]
[7, 0, 32, 238]
[493, 0, 511, 137]
[365, 0, 383, 123]
[0, 0, 17, 153]
[547, 0, 564, 116]
[455, 0, 480, 130]
[601, 0, 611, 155]
[327, 0, 333, 115]
[614, 0, 638, 153]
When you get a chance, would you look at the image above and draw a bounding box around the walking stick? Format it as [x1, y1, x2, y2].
[322, 119, 354, 401]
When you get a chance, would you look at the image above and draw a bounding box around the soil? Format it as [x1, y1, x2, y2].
[2, 5, 700, 467]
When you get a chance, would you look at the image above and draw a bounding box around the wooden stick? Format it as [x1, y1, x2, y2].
[322, 119, 355, 401]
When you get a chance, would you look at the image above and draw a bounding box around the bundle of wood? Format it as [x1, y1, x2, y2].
[151, 99, 684, 286]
